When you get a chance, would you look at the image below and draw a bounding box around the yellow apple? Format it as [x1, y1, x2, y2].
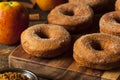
[35, 0, 64, 11]
[0, 1, 29, 45]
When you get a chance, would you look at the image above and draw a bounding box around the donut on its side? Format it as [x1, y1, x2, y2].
[73, 33, 120, 70]
[21, 24, 71, 58]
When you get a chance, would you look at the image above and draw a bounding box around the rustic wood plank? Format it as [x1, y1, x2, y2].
[102, 69, 120, 80]
[85, 68, 104, 77]
[0, 44, 17, 69]
[67, 61, 86, 72]
[8, 45, 120, 80]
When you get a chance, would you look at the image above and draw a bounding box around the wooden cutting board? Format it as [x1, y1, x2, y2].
[9, 45, 120, 80]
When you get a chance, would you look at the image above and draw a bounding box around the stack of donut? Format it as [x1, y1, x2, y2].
[20, 0, 120, 70]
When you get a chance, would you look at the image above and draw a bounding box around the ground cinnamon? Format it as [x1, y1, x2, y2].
[0, 72, 30, 80]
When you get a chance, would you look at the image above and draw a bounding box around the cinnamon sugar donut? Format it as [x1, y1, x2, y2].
[73, 33, 120, 70]
[68, 0, 109, 12]
[115, 0, 120, 11]
[100, 11, 120, 37]
[48, 3, 94, 33]
[21, 24, 71, 58]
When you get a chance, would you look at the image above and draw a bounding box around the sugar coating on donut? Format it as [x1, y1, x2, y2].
[73, 33, 120, 70]
[100, 11, 120, 37]
[48, 3, 94, 33]
[21, 24, 71, 58]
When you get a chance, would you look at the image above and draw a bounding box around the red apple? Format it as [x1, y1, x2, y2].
[0, 1, 29, 45]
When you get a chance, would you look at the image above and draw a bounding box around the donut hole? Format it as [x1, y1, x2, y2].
[35, 31, 49, 39]
[91, 41, 103, 51]
[62, 10, 74, 16]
